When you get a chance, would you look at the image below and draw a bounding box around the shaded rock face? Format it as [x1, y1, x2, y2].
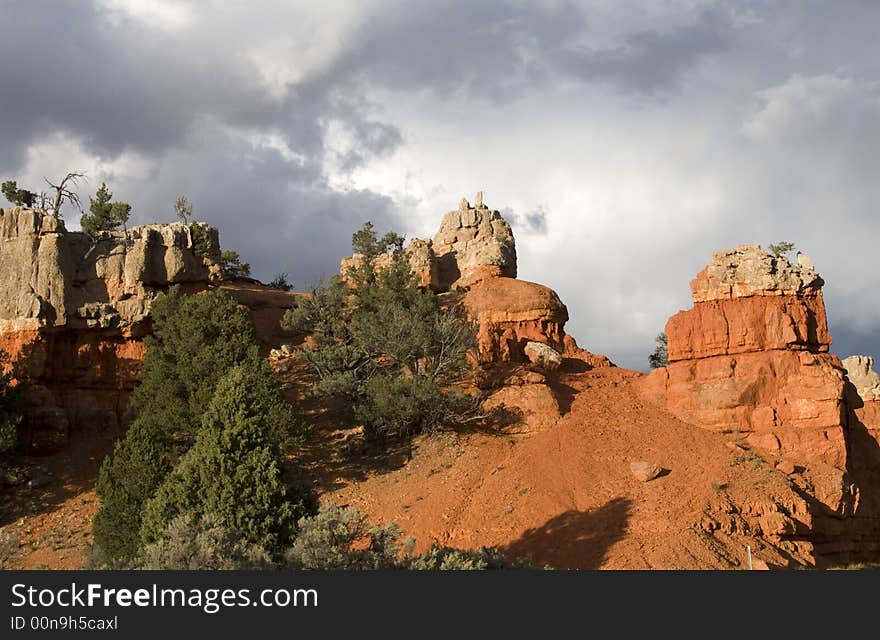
[457, 277, 568, 365]
[0, 207, 221, 451]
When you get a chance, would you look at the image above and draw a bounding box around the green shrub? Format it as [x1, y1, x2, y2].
[1, 180, 36, 207]
[92, 418, 174, 561]
[648, 332, 668, 369]
[140, 365, 316, 556]
[220, 250, 251, 279]
[404, 545, 529, 570]
[287, 504, 527, 570]
[282, 222, 479, 439]
[141, 512, 273, 570]
[80, 183, 130, 237]
[768, 241, 796, 258]
[286, 504, 405, 570]
[268, 272, 293, 291]
[93, 288, 265, 563]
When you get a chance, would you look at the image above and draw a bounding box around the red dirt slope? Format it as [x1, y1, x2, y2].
[314, 354, 814, 569]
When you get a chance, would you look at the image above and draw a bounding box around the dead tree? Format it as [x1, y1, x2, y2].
[44, 172, 86, 219]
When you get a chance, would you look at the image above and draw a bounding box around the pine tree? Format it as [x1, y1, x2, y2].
[282, 222, 478, 439]
[80, 183, 131, 236]
[140, 364, 316, 556]
[92, 288, 267, 562]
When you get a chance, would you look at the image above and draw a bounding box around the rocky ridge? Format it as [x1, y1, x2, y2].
[0, 207, 221, 450]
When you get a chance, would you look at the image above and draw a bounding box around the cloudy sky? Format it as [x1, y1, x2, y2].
[2, 0, 878, 369]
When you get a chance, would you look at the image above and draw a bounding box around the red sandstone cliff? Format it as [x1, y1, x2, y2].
[641, 244, 880, 560]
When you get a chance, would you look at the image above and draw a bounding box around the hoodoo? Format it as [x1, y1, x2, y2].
[642, 244, 880, 560]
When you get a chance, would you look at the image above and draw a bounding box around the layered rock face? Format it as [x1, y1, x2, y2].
[645, 245, 847, 466]
[457, 277, 568, 364]
[0, 207, 221, 450]
[642, 246, 857, 523]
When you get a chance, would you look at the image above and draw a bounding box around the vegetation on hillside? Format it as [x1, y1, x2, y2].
[140, 503, 528, 570]
[92, 288, 312, 563]
[281, 221, 480, 439]
[220, 249, 251, 279]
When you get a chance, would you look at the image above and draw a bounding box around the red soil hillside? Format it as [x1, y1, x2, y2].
[291, 351, 814, 570]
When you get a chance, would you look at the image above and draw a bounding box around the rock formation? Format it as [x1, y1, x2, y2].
[432, 192, 516, 291]
[644, 246, 846, 464]
[0, 207, 221, 450]
[843, 355, 880, 401]
[640, 244, 880, 561]
[642, 245, 854, 512]
[457, 278, 568, 364]
[524, 341, 563, 372]
[340, 194, 567, 365]
[340, 238, 439, 291]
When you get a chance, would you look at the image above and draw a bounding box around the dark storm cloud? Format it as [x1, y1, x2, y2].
[0, 1, 282, 166]
[316, 0, 586, 102]
[552, 8, 733, 93]
[0, 0, 408, 283]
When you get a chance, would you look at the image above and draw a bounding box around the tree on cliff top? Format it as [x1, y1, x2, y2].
[220, 250, 251, 279]
[768, 241, 796, 259]
[1, 181, 37, 208]
[45, 172, 85, 219]
[281, 221, 479, 440]
[81, 182, 130, 237]
[3, 172, 85, 219]
[173, 195, 193, 223]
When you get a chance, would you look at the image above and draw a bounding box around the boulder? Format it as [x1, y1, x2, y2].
[842, 355, 880, 401]
[630, 461, 663, 482]
[524, 341, 562, 372]
[458, 277, 568, 363]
